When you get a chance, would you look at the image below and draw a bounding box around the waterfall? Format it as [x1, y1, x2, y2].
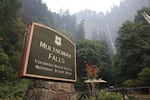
[106, 24, 116, 54]
[142, 11, 150, 24]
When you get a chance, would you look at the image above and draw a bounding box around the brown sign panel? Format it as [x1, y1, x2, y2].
[20, 22, 76, 82]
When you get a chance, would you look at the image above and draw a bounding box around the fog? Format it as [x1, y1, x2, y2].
[75, 0, 150, 54]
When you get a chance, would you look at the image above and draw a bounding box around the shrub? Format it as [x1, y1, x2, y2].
[97, 91, 122, 100]
[128, 94, 139, 100]
[76, 91, 122, 100]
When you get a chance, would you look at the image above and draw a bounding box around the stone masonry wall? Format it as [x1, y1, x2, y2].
[23, 80, 76, 100]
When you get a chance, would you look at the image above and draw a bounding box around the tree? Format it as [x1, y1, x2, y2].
[76, 40, 111, 84]
[138, 67, 150, 85]
[21, 1, 78, 41]
[0, 0, 28, 98]
[74, 20, 85, 41]
[113, 8, 150, 85]
[135, 7, 150, 23]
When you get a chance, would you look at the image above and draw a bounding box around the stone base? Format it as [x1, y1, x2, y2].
[23, 80, 76, 100]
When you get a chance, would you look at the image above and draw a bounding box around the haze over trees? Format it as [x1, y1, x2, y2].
[0, 0, 150, 99]
[76, 0, 150, 54]
[20, 0, 85, 42]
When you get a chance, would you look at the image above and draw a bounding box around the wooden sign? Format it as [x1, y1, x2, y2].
[20, 22, 76, 82]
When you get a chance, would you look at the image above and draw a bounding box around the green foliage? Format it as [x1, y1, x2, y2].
[0, 79, 29, 98]
[0, 0, 21, 34]
[113, 7, 150, 84]
[85, 96, 96, 100]
[76, 91, 122, 100]
[138, 67, 150, 85]
[0, 48, 9, 65]
[0, 97, 22, 100]
[123, 79, 142, 87]
[97, 91, 122, 100]
[0, 0, 29, 98]
[76, 40, 111, 84]
[77, 40, 110, 66]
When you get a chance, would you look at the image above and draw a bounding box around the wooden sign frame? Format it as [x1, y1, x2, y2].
[20, 22, 76, 82]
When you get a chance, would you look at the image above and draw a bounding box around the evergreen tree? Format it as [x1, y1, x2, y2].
[74, 20, 85, 41]
[21, 0, 78, 41]
[113, 8, 150, 85]
[0, 0, 28, 98]
[76, 40, 112, 84]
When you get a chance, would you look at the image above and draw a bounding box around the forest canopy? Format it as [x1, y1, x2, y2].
[0, 0, 150, 99]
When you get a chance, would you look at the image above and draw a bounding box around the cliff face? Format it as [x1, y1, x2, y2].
[75, 0, 150, 54]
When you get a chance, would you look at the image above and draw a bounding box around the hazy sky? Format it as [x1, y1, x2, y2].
[42, 0, 123, 14]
